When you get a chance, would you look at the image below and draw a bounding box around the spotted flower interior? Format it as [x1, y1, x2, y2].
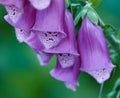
[5, 5, 23, 23]
[57, 53, 74, 68]
[38, 32, 65, 49]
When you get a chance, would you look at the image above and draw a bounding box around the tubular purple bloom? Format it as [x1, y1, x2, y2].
[37, 51, 52, 66]
[24, 32, 53, 66]
[50, 57, 80, 91]
[31, 0, 66, 49]
[50, 10, 80, 91]
[78, 16, 114, 83]
[4, 4, 52, 66]
[29, 0, 51, 10]
[4, 2, 36, 34]
[0, 0, 26, 23]
[43, 10, 79, 55]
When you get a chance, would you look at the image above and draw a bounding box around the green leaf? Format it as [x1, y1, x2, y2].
[74, 3, 90, 26]
[88, 0, 101, 7]
[103, 24, 120, 66]
[116, 29, 120, 40]
[108, 78, 120, 98]
[107, 91, 116, 98]
[103, 24, 116, 36]
[70, 3, 82, 19]
[74, 3, 103, 26]
[113, 78, 120, 91]
[87, 8, 99, 24]
[65, 0, 71, 8]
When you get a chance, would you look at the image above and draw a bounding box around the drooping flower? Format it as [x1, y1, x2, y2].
[2, 1, 52, 66]
[0, 0, 26, 23]
[31, 0, 66, 49]
[24, 32, 53, 66]
[78, 16, 114, 83]
[51, 56, 80, 91]
[4, 1, 36, 37]
[50, 10, 80, 91]
[29, 0, 51, 10]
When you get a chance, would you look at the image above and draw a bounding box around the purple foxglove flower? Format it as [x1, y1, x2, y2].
[31, 0, 66, 49]
[15, 29, 52, 66]
[0, 0, 26, 23]
[50, 56, 80, 91]
[3, 2, 52, 65]
[78, 17, 114, 83]
[50, 10, 80, 91]
[29, 0, 51, 10]
[37, 51, 52, 66]
[24, 32, 53, 66]
[40, 9, 79, 55]
[4, 2, 36, 34]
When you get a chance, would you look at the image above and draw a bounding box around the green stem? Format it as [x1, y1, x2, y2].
[98, 83, 104, 98]
[116, 89, 120, 98]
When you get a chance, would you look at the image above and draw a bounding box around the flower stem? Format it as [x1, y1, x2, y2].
[98, 83, 104, 98]
[116, 89, 120, 98]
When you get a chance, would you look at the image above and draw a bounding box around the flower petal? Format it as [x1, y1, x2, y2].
[78, 17, 114, 83]
[31, 0, 66, 49]
[0, 0, 25, 9]
[29, 0, 51, 10]
[24, 32, 52, 66]
[37, 51, 53, 66]
[4, 2, 36, 32]
[15, 28, 29, 42]
[37, 31, 65, 49]
[88, 66, 113, 83]
[50, 56, 80, 91]
[5, 5, 23, 23]
[43, 10, 79, 56]
[57, 53, 74, 68]
[0, 0, 26, 23]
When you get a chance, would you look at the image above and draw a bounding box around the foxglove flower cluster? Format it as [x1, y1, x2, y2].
[0, 0, 114, 91]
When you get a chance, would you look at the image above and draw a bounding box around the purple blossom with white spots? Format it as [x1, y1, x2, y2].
[0, 0, 26, 23]
[0, 0, 115, 92]
[31, 0, 66, 50]
[50, 10, 80, 91]
[78, 16, 115, 83]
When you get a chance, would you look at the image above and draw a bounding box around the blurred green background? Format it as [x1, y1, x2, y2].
[0, 0, 120, 98]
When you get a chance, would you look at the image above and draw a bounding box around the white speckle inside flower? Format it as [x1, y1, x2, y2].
[57, 53, 74, 68]
[38, 32, 64, 49]
[89, 68, 111, 83]
[5, 5, 22, 23]
[15, 28, 28, 42]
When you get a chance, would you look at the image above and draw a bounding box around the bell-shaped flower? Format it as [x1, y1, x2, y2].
[3, 1, 52, 66]
[4, 2, 36, 42]
[78, 16, 114, 83]
[0, 0, 26, 23]
[50, 10, 80, 91]
[29, 0, 51, 10]
[31, 0, 66, 49]
[51, 57, 80, 91]
[24, 32, 53, 66]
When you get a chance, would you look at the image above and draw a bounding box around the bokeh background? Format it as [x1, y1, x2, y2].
[0, 0, 120, 98]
